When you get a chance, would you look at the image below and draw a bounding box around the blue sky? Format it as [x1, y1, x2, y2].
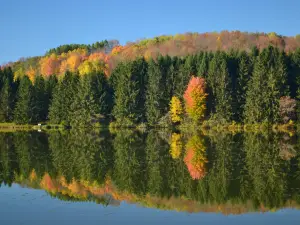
[0, 0, 299, 64]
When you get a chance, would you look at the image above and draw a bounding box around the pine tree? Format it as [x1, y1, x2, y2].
[292, 49, 300, 120]
[197, 52, 209, 77]
[173, 58, 191, 98]
[0, 77, 13, 122]
[244, 46, 288, 123]
[146, 59, 164, 125]
[112, 58, 147, 125]
[46, 75, 58, 102]
[236, 52, 251, 121]
[70, 73, 98, 127]
[93, 72, 112, 117]
[166, 57, 179, 98]
[49, 71, 79, 125]
[207, 52, 233, 122]
[14, 76, 33, 124]
[32, 76, 47, 123]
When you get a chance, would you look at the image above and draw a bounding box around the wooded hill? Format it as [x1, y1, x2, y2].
[0, 31, 300, 126]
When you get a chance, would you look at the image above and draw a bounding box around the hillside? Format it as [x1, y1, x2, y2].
[0, 31, 300, 127]
[2, 31, 300, 80]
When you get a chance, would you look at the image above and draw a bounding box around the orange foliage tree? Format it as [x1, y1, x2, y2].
[183, 76, 208, 122]
[111, 45, 123, 55]
[39, 54, 61, 77]
[184, 135, 207, 180]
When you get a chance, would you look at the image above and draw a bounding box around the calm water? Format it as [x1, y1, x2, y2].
[0, 130, 300, 224]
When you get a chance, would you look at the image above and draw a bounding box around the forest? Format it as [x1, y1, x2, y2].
[1, 31, 300, 127]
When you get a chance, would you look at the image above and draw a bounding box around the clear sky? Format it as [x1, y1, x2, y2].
[0, 0, 299, 64]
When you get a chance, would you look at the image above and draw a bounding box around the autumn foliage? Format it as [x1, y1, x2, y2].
[169, 96, 183, 123]
[184, 136, 207, 180]
[6, 31, 300, 81]
[169, 133, 182, 159]
[184, 76, 207, 122]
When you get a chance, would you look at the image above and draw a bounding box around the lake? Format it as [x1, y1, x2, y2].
[0, 130, 300, 224]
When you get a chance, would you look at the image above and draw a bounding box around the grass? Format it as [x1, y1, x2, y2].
[0, 123, 34, 132]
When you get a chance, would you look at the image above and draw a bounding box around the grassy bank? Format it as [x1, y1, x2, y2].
[0, 123, 34, 132]
[0, 120, 297, 135]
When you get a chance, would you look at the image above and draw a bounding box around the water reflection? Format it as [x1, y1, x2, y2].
[0, 130, 300, 214]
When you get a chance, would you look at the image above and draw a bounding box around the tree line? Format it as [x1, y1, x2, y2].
[0, 46, 300, 126]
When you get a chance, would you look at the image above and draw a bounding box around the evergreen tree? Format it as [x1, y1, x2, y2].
[291, 49, 300, 119]
[244, 46, 288, 123]
[32, 76, 47, 122]
[197, 52, 209, 77]
[173, 58, 191, 98]
[146, 59, 165, 125]
[93, 72, 113, 117]
[166, 56, 179, 98]
[207, 52, 233, 122]
[0, 68, 3, 90]
[236, 52, 251, 121]
[70, 73, 99, 127]
[14, 76, 33, 124]
[0, 77, 14, 122]
[46, 75, 58, 103]
[112, 58, 147, 125]
[49, 71, 79, 125]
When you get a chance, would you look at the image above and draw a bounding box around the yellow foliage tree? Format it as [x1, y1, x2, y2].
[14, 67, 26, 81]
[67, 54, 81, 72]
[170, 96, 183, 123]
[169, 133, 182, 159]
[26, 66, 36, 82]
[78, 60, 93, 75]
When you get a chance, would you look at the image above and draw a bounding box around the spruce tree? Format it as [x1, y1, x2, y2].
[32, 76, 47, 123]
[46, 75, 58, 102]
[0, 77, 13, 122]
[93, 72, 112, 117]
[146, 59, 164, 125]
[236, 51, 251, 121]
[173, 58, 191, 98]
[197, 52, 209, 77]
[14, 76, 33, 124]
[49, 71, 79, 125]
[112, 58, 147, 125]
[70, 73, 98, 127]
[207, 52, 233, 122]
[244, 46, 288, 123]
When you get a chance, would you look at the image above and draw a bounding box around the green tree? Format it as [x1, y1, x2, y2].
[14, 76, 33, 124]
[146, 59, 166, 125]
[244, 47, 288, 123]
[32, 76, 48, 122]
[207, 52, 233, 122]
[112, 58, 147, 125]
[49, 71, 79, 125]
[236, 52, 252, 121]
[70, 73, 98, 127]
[0, 77, 14, 122]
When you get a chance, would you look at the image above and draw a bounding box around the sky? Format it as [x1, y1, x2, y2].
[0, 0, 299, 64]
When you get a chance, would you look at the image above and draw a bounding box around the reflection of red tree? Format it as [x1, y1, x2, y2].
[184, 136, 207, 180]
[40, 173, 56, 192]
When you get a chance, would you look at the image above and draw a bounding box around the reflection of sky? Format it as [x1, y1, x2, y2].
[0, 184, 300, 225]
